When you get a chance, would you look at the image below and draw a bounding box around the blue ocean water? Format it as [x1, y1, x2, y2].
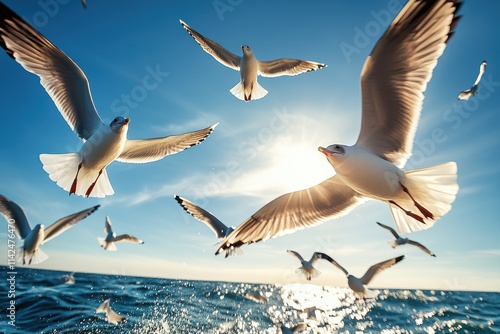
[1, 267, 498, 333]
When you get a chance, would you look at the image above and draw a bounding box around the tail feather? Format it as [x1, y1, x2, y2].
[230, 81, 268, 101]
[98, 238, 117, 251]
[391, 161, 458, 234]
[17, 247, 49, 265]
[40, 153, 114, 198]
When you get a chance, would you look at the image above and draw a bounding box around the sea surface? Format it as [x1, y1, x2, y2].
[1, 267, 499, 333]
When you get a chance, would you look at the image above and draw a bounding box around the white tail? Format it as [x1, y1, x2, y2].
[17, 247, 49, 265]
[98, 237, 117, 251]
[230, 81, 268, 101]
[40, 153, 114, 198]
[390, 161, 458, 234]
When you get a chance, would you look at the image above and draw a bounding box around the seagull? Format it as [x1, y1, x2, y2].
[96, 299, 126, 325]
[98, 215, 144, 251]
[174, 196, 234, 239]
[287, 250, 331, 281]
[243, 292, 268, 304]
[0, 194, 99, 265]
[376, 222, 436, 257]
[457, 60, 487, 100]
[180, 20, 326, 101]
[322, 253, 405, 300]
[280, 323, 308, 334]
[62, 272, 75, 284]
[209, 0, 461, 257]
[0, 4, 218, 198]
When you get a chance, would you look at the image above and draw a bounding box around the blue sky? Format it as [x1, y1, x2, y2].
[0, 0, 499, 292]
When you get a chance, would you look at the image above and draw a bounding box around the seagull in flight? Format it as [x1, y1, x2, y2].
[0, 3, 218, 198]
[208, 0, 461, 257]
[243, 292, 268, 304]
[322, 253, 405, 300]
[180, 20, 326, 101]
[0, 194, 99, 265]
[376, 222, 436, 257]
[98, 216, 144, 251]
[96, 299, 126, 325]
[287, 250, 331, 281]
[457, 60, 487, 100]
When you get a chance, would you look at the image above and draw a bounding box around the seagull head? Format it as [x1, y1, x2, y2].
[241, 45, 252, 55]
[318, 144, 345, 156]
[110, 117, 130, 133]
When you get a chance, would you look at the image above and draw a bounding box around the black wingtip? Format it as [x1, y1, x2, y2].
[395, 255, 405, 263]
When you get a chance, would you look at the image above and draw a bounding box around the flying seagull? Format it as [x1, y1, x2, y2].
[376, 222, 436, 257]
[207, 0, 461, 256]
[180, 19, 326, 101]
[287, 250, 331, 281]
[0, 194, 99, 265]
[322, 253, 405, 300]
[98, 215, 144, 251]
[243, 292, 268, 304]
[0, 3, 218, 198]
[457, 60, 487, 100]
[96, 299, 126, 325]
[62, 272, 75, 284]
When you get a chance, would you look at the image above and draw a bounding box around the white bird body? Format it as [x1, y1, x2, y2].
[0, 4, 217, 198]
[230, 46, 268, 101]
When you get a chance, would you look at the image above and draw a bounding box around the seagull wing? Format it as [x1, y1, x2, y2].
[407, 239, 436, 256]
[327, 257, 349, 276]
[360, 255, 405, 285]
[0, 194, 32, 239]
[473, 60, 487, 86]
[0, 3, 104, 140]
[291, 323, 308, 333]
[376, 221, 400, 239]
[104, 215, 113, 234]
[43, 205, 99, 243]
[114, 234, 143, 244]
[180, 20, 240, 71]
[258, 59, 325, 78]
[116, 123, 217, 163]
[174, 196, 229, 239]
[356, 0, 462, 167]
[287, 250, 305, 262]
[216, 176, 365, 256]
[311, 251, 334, 265]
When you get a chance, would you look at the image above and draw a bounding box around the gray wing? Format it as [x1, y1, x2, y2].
[117, 123, 218, 163]
[407, 239, 436, 256]
[104, 215, 113, 234]
[356, 0, 462, 168]
[311, 251, 333, 265]
[114, 234, 144, 244]
[43, 205, 99, 243]
[0, 3, 104, 140]
[473, 60, 487, 86]
[376, 221, 400, 239]
[174, 196, 229, 239]
[258, 59, 325, 78]
[180, 20, 240, 71]
[360, 255, 405, 285]
[327, 257, 349, 276]
[0, 194, 31, 239]
[287, 250, 305, 262]
[291, 323, 308, 333]
[217, 176, 366, 256]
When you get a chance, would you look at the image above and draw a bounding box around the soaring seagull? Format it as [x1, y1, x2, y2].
[376, 222, 436, 257]
[96, 299, 126, 325]
[199, 0, 460, 256]
[0, 3, 217, 198]
[457, 60, 487, 100]
[98, 215, 144, 251]
[287, 250, 331, 281]
[0, 194, 99, 265]
[180, 19, 326, 101]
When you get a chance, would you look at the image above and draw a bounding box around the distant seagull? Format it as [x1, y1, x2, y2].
[174, 196, 234, 239]
[243, 292, 268, 304]
[458, 60, 487, 100]
[323, 253, 405, 300]
[0, 194, 99, 265]
[376, 222, 436, 257]
[96, 299, 126, 325]
[179, 20, 326, 101]
[98, 216, 144, 251]
[212, 0, 461, 256]
[0, 4, 218, 198]
[62, 272, 75, 284]
[280, 323, 308, 334]
[287, 250, 331, 281]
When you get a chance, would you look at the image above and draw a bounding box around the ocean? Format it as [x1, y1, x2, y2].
[2, 267, 499, 333]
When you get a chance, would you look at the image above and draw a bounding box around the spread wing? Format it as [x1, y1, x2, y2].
[360, 255, 405, 285]
[407, 239, 436, 256]
[258, 59, 325, 77]
[114, 234, 144, 244]
[0, 194, 31, 239]
[376, 221, 400, 239]
[104, 215, 113, 234]
[473, 60, 487, 86]
[216, 176, 366, 256]
[43, 205, 100, 243]
[356, 0, 462, 167]
[0, 3, 104, 140]
[180, 20, 240, 71]
[117, 123, 217, 163]
[174, 195, 230, 239]
[287, 250, 305, 262]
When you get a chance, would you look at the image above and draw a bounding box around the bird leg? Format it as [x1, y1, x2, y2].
[399, 182, 434, 219]
[85, 169, 103, 197]
[389, 200, 425, 224]
[69, 162, 83, 195]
